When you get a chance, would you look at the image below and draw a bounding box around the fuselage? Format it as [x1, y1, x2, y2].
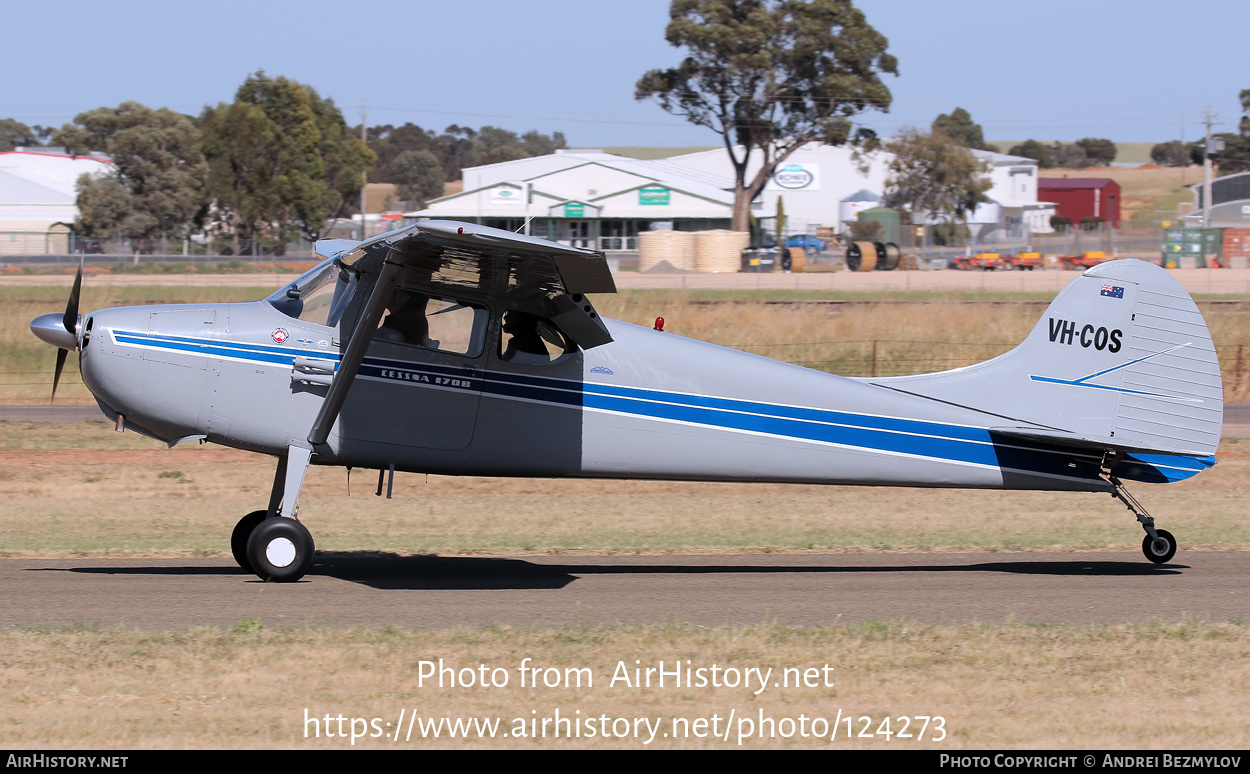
[76, 288, 1207, 495]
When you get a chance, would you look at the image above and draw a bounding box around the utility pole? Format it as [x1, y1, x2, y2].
[360, 106, 368, 239]
[1200, 109, 1220, 228]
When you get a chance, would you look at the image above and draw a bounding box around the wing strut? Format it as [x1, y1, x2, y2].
[307, 253, 403, 447]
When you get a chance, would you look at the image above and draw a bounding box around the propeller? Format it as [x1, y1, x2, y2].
[29, 255, 84, 403]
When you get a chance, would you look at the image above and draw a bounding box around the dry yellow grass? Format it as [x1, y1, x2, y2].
[1, 622, 1246, 749]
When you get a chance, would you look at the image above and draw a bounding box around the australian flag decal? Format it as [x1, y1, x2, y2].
[1100, 284, 1124, 299]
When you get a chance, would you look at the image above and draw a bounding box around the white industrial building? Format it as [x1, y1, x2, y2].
[0, 149, 112, 254]
[665, 143, 1055, 239]
[410, 150, 737, 250]
[409, 143, 1055, 251]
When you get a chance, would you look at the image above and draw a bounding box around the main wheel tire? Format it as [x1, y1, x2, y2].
[231, 510, 269, 572]
[1142, 529, 1177, 564]
[246, 517, 316, 582]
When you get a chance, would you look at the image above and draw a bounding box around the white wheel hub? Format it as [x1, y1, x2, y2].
[266, 537, 297, 567]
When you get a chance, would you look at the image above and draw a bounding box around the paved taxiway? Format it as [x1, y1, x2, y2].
[1, 552, 1245, 630]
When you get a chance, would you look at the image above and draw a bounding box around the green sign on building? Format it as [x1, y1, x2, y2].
[564, 202, 584, 218]
[639, 187, 670, 206]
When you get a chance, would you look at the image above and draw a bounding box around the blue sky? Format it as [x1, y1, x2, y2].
[3, 0, 1246, 147]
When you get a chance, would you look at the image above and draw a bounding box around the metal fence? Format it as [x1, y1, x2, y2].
[0, 232, 321, 259]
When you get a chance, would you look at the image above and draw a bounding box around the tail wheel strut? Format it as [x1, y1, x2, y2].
[1103, 471, 1177, 565]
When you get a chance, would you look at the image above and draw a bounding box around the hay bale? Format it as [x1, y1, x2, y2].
[638, 230, 695, 272]
[693, 230, 749, 273]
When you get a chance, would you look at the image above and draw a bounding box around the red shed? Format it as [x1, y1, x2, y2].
[1038, 178, 1121, 229]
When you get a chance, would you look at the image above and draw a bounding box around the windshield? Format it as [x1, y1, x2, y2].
[268, 259, 358, 328]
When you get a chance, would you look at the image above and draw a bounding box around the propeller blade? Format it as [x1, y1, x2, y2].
[52, 348, 68, 404]
[62, 255, 83, 342]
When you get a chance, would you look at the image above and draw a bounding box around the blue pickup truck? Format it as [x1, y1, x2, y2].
[783, 234, 828, 255]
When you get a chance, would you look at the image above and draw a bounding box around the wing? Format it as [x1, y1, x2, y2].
[306, 220, 615, 448]
[318, 220, 615, 291]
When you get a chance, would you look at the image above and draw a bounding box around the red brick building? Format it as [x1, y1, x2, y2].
[1037, 178, 1121, 229]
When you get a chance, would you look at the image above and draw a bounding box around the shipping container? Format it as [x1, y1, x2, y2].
[1224, 227, 1250, 259]
[1163, 228, 1223, 268]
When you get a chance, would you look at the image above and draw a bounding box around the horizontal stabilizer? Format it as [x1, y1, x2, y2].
[990, 426, 1212, 459]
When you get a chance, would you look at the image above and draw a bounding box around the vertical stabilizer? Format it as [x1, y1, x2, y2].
[870, 260, 1223, 457]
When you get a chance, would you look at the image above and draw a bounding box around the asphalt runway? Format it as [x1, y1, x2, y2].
[1, 551, 1246, 630]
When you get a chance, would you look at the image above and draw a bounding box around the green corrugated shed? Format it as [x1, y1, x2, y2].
[857, 207, 901, 244]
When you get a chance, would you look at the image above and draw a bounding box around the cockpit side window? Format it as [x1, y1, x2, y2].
[375, 291, 487, 357]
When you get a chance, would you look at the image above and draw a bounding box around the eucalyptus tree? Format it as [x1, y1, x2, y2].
[636, 0, 897, 231]
[202, 73, 372, 252]
[55, 102, 206, 248]
[883, 127, 991, 236]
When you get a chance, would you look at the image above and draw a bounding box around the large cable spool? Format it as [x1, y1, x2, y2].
[877, 242, 901, 271]
[846, 241, 878, 272]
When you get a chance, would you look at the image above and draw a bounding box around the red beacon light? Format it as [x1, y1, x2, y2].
[654, 316, 665, 332]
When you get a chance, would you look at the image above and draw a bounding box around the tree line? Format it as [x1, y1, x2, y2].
[2, 72, 567, 254]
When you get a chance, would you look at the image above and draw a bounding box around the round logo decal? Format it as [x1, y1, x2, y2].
[271, 328, 289, 344]
[773, 164, 814, 189]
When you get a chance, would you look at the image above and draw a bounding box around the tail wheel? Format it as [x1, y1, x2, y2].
[1142, 529, 1177, 565]
[246, 517, 316, 582]
[230, 510, 269, 573]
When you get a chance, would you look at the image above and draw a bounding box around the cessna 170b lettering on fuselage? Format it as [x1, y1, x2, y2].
[30, 221, 1223, 582]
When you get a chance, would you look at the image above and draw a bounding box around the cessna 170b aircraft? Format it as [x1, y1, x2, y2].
[30, 221, 1222, 582]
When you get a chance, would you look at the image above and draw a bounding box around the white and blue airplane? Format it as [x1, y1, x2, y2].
[30, 221, 1223, 581]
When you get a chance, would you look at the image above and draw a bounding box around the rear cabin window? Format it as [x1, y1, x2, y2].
[499, 311, 574, 365]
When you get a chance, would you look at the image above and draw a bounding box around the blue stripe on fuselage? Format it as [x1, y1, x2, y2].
[109, 329, 1210, 483]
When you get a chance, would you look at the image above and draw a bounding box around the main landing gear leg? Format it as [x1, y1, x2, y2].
[235, 445, 317, 582]
[1104, 473, 1177, 565]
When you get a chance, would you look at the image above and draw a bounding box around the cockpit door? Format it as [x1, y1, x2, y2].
[336, 296, 488, 451]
